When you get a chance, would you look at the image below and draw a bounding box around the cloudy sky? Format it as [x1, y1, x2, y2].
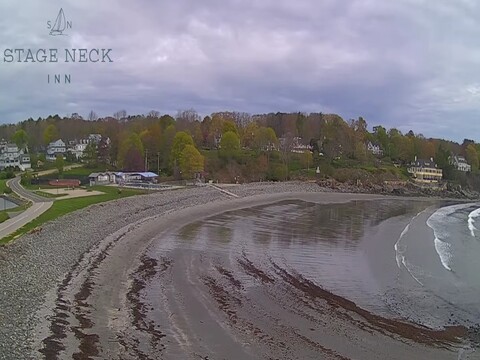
[0, 0, 479, 141]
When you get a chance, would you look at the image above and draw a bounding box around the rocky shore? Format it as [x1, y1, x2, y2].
[0, 182, 476, 359]
[0, 183, 324, 359]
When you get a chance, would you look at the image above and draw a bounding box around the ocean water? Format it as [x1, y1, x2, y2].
[151, 198, 480, 330]
[394, 202, 480, 328]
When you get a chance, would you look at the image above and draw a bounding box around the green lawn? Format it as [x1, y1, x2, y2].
[0, 179, 9, 194]
[0, 211, 9, 224]
[0, 186, 146, 244]
[63, 166, 115, 177]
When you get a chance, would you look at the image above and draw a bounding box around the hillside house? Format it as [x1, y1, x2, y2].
[0, 142, 31, 170]
[450, 155, 471, 172]
[407, 157, 443, 183]
[46, 139, 66, 161]
[366, 141, 383, 156]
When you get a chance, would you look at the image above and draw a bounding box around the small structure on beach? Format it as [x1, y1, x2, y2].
[88, 172, 118, 186]
[117, 172, 158, 184]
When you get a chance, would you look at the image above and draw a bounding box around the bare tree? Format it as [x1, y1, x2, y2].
[87, 110, 98, 121]
[280, 132, 294, 180]
[176, 109, 201, 123]
[176, 109, 201, 131]
[147, 110, 160, 118]
[113, 110, 127, 121]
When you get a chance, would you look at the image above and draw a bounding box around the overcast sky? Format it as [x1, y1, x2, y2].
[0, 0, 479, 141]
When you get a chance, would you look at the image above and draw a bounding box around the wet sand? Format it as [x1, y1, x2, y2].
[33, 191, 477, 359]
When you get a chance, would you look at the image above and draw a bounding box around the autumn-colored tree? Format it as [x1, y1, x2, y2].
[179, 144, 204, 178]
[43, 124, 59, 145]
[170, 131, 194, 168]
[124, 147, 144, 171]
[219, 131, 241, 160]
[242, 121, 259, 148]
[118, 133, 144, 169]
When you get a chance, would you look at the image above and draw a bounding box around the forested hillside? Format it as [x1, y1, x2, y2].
[2, 110, 479, 186]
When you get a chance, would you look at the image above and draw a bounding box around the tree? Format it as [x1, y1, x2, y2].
[12, 129, 28, 151]
[466, 144, 479, 172]
[159, 115, 175, 131]
[43, 124, 59, 145]
[222, 120, 238, 135]
[118, 133, 144, 169]
[87, 110, 98, 121]
[219, 131, 241, 160]
[83, 142, 98, 167]
[179, 145, 204, 178]
[300, 150, 313, 170]
[253, 127, 278, 151]
[55, 154, 64, 175]
[124, 147, 144, 171]
[147, 110, 160, 118]
[113, 110, 127, 121]
[170, 131, 194, 168]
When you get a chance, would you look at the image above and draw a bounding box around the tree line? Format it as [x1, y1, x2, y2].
[2, 110, 479, 182]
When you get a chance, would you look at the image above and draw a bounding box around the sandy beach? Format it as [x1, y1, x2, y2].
[0, 182, 477, 359]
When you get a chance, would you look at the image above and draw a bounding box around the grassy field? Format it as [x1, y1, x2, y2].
[0, 185, 146, 244]
[0, 179, 9, 194]
[0, 211, 9, 224]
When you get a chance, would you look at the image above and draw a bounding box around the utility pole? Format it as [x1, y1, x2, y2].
[145, 149, 148, 172]
[157, 152, 160, 176]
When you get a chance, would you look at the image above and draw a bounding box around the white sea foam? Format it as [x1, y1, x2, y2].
[401, 257, 424, 286]
[426, 204, 469, 272]
[467, 207, 480, 237]
[434, 237, 452, 271]
[394, 210, 424, 269]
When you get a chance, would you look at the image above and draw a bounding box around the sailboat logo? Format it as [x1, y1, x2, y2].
[48, 8, 71, 36]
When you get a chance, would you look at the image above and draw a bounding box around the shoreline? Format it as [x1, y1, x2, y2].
[0, 182, 477, 359]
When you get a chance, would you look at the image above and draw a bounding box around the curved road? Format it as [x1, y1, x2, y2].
[0, 177, 53, 240]
[8, 177, 52, 203]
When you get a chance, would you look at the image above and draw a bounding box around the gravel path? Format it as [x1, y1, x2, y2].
[0, 183, 325, 360]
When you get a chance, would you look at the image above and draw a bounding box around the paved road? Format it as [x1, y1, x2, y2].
[8, 177, 51, 203]
[0, 201, 52, 240]
[0, 177, 53, 240]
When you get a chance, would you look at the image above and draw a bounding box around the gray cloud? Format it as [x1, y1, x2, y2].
[1, 0, 480, 141]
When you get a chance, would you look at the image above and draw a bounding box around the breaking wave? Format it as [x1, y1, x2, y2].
[467, 208, 480, 237]
[425, 204, 470, 272]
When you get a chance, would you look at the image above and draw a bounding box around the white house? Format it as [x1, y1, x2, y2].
[278, 137, 313, 153]
[88, 134, 102, 145]
[450, 155, 471, 172]
[46, 139, 66, 161]
[0, 142, 31, 170]
[367, 141, 383, 156]
[67, 139, 89, 160]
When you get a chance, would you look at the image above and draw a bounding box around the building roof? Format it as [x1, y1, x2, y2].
[88, 172, 115, 178]
[127, 171, 158, 178]
[411, 159, 438, 168]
